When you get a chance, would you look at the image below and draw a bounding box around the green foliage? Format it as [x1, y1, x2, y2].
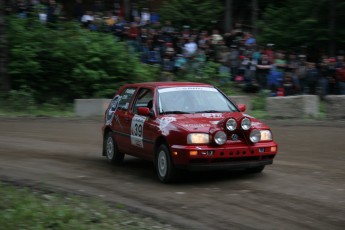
[257, 0, 345, 53]
[5, 85, 36, 112]
[0, 88, 73, 116]
[251, 90, 269, 111]
[7, 17, 159, 104]
[158, 0, 224, 30]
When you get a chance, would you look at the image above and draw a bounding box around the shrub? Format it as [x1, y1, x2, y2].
[7, 17, 159, 104]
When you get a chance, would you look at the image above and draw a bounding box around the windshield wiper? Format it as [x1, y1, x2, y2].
[161, 111, 191, 114]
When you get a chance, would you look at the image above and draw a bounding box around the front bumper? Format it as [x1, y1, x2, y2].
[176, 159, 273, 171]
[170, 142, 277, 171]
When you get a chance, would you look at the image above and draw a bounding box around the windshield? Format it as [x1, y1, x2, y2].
[157, 87, 238, 114]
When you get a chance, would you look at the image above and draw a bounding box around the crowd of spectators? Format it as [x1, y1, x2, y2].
[6, 0, 345, 97]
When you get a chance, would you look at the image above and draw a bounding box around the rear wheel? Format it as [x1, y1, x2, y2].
[246, 165, 265, 173]
[104, 132, 124, 164]
[155, 144, 176, 183]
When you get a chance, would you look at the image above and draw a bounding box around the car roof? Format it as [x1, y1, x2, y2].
[124, 82, 214, 89]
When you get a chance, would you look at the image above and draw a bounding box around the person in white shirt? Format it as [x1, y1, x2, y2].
[184, 38, 198, 57]
[81, 11, 94, 27]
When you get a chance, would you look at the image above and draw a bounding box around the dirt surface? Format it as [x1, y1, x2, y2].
[0, 117, 344, 230]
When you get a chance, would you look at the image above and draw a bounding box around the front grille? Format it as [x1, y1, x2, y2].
[226, 131, 247, 143]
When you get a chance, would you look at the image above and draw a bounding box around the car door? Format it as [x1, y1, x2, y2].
[129, 87, 156, 159]
[112, 87, 137, 155]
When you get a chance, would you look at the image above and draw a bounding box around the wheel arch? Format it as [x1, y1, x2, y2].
[154, 136, 170, 159]
[102, 126, 113, 156]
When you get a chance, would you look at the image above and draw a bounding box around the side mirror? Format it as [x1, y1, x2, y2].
[138, 107, 152, 117]
[237, 104, 246, 112]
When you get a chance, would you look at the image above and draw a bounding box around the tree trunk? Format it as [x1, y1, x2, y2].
[252, 0, 258, 36]
[0, 0, 10, 92]
[224, 0, 232, 32]
[328, 0, 336, 56]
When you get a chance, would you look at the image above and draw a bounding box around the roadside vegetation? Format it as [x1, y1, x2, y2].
[0, 182, 177, 230]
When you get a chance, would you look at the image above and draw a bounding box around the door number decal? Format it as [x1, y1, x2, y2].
[131, 115, 146, 148]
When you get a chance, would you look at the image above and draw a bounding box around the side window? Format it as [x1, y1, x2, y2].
[132, 88, 153, 114]
[118, 87, 136, 110]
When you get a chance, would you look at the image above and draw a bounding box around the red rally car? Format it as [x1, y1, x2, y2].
[102, 82, 278, 183]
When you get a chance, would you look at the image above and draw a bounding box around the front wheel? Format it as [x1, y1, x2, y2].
[155, 144, 176, 183]
[104, 132, 124, 164]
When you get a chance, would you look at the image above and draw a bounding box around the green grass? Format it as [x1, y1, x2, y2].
[0, 182, 176, 230]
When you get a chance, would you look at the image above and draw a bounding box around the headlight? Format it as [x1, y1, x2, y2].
[241, 117, 251, 130]
[226, 118, 237, 131]
[250, 129, 261, 143]
[260, 130, 272, 141]
[214, 131, 227, 145]
[187, 133, 210, 144]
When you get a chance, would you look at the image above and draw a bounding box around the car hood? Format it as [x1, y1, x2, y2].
[160, 112, 269, 133]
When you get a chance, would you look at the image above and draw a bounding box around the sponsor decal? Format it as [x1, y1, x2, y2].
[106, 95, 121, 125]
[158, 117, 176, 135]
[158, 87, 217, 93]
[131, 115, 146, 148]
[202, 113, 223, 118]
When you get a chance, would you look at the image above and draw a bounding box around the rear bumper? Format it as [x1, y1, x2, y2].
[175, 159, 273, 171]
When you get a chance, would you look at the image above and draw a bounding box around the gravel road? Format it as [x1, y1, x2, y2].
[0, 117, 344, 230]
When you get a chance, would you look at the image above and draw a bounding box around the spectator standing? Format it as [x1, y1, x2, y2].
[161, 20, 175, 35]
[327, 58, 338, 94]
[141, 8, 150, 26]
[296, 55, 308, 94]
[282, 72, 296, 96]
[336, 54, 345, 94]
[113, 16, 126, 41]
[130, 3, 140, 21]
[127, 22, 140, 53]
[256, 54, 272, 89]
[318, 57, 330, 99]
[244, 32, 256, 47]
[264, 43, 275, 63]
[274, 52, 287, 72]
[229, 45, 239, 80]
[306, 62, 319, 94]
[184, 38, 198, 58]
[81, 10, 94, 28]
[150, 11, 159, 24]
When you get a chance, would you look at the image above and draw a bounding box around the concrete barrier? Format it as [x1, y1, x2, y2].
[74, 99, 111, 117]
[266, 95, 319, 118]
[324, 95, 345, 119]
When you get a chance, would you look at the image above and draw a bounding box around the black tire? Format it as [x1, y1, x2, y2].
[246, 165, 265, 173]
[104, 132, 124, 164]
[155, 144, 176, 183]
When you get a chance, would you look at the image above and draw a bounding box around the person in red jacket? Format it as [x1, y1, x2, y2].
[336, 57, 345, 95]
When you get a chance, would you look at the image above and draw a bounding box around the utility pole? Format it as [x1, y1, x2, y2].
[328, 0, 336, 56]
[0, 0, 10, 92]
[124, 0, 131, 21]
[224, 0, 232, 33]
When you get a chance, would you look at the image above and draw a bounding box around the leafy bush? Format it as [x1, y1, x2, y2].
[7, 17, 159, 104]
[6, 85, 36, 111]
